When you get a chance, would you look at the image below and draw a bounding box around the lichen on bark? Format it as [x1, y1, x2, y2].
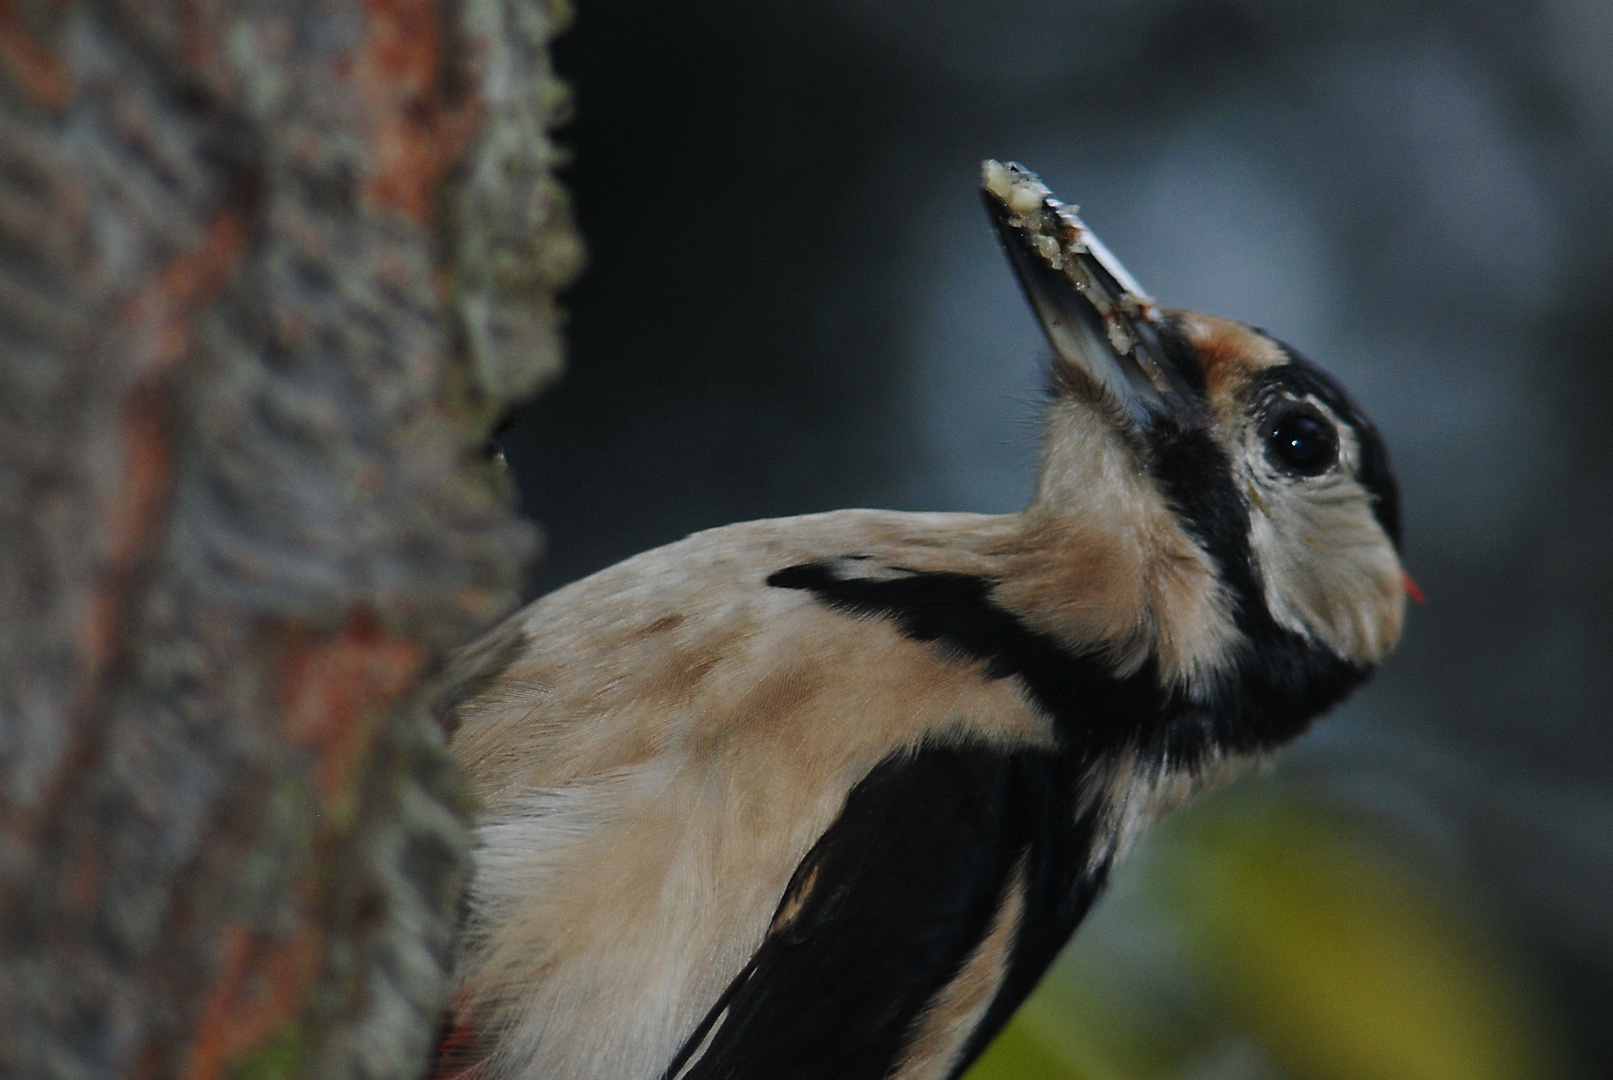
[453, 0, 586, 408]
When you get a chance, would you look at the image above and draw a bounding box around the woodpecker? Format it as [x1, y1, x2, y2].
[434, 161, 1408, 1080]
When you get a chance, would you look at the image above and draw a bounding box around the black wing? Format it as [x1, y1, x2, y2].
[665, 744, 1110, 1080]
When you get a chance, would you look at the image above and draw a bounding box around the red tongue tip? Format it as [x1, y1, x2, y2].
[1403, 572, 1426, 605]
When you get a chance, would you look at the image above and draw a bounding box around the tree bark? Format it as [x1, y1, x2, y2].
[0, 2, 580, 1077]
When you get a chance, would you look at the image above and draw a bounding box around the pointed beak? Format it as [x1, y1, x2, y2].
[981, 160, 1202, 433]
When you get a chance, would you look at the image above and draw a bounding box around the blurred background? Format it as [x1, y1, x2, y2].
[499, 0, 1613, 1075]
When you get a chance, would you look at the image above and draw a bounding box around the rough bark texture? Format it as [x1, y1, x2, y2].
[0, 2, 580, 1078]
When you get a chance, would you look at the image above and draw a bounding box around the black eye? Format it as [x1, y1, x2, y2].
[1265, 408, 1339, 475]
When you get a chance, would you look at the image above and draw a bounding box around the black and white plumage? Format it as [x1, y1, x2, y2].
[434, 161, 1408, 1080]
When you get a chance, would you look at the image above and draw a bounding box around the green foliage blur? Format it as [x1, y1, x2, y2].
[965, 779, 1571, 1080]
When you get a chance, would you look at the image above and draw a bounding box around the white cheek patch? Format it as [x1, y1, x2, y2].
[1244, 416, 1406, 665]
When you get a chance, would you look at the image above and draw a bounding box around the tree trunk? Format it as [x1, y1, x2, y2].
[0, 2, 580, 1077]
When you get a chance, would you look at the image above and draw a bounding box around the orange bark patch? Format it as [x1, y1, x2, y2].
[126, 213, 249, 376]
[81, 214, 247, 679]
[96, 381, 174, 588]
[352, 0, 477, 225]
[179, 923, 322, 1080]
[276, 610, 427, 803]
[0, 0, 71, 111]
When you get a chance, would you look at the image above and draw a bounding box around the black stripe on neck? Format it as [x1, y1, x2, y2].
[767, 559, 1366, 760]
[768, 564, 1179, 765]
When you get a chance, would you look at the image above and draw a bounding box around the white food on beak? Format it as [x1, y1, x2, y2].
[982, 158, 1052, 214]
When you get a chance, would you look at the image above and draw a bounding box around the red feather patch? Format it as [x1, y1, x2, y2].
[431, 1005, 487, 1080]
[1402, 572, 1426, 605]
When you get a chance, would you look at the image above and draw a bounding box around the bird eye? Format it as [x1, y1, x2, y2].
[1265, 408, 1338, 475]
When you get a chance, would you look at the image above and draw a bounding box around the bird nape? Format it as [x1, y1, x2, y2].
[432, 161, 1408, 1080]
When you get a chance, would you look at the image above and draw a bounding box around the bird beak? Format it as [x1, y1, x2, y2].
[981, 160, 1202, 433]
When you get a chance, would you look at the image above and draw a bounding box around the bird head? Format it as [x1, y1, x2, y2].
[983, 161, 1406, 716]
